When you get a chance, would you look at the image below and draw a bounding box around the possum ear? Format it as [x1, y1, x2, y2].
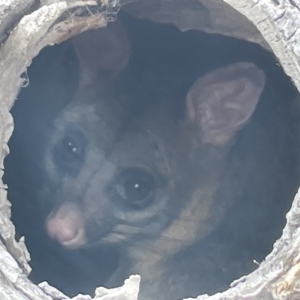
[186, 62, 266, 146]
[73, 20, 130, 85]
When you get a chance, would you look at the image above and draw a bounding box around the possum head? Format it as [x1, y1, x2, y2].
[43, 22, 266, 259]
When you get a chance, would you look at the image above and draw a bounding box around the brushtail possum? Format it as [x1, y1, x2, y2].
[42, 21, 299, 299]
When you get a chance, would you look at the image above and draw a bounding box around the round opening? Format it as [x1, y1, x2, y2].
[3, 2, 300, 300]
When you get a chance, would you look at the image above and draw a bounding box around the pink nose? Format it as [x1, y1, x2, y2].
[46, 216, 77, 243]
[46, 203, 86, 249]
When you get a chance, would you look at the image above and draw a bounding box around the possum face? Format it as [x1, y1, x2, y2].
[43, 22, 266, 255]
[44, 87, 189, 249]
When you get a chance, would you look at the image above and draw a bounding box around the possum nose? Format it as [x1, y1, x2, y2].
[46, 203, 87, 249]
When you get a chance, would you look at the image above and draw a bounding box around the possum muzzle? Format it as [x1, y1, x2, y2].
[46, 202, 87, 249]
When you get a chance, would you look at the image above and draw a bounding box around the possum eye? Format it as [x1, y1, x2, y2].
[53, 129, 87, 175]
[111, 168, 155, 207]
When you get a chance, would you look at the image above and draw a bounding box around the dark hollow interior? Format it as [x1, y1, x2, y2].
[4, 10, 300, 298]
